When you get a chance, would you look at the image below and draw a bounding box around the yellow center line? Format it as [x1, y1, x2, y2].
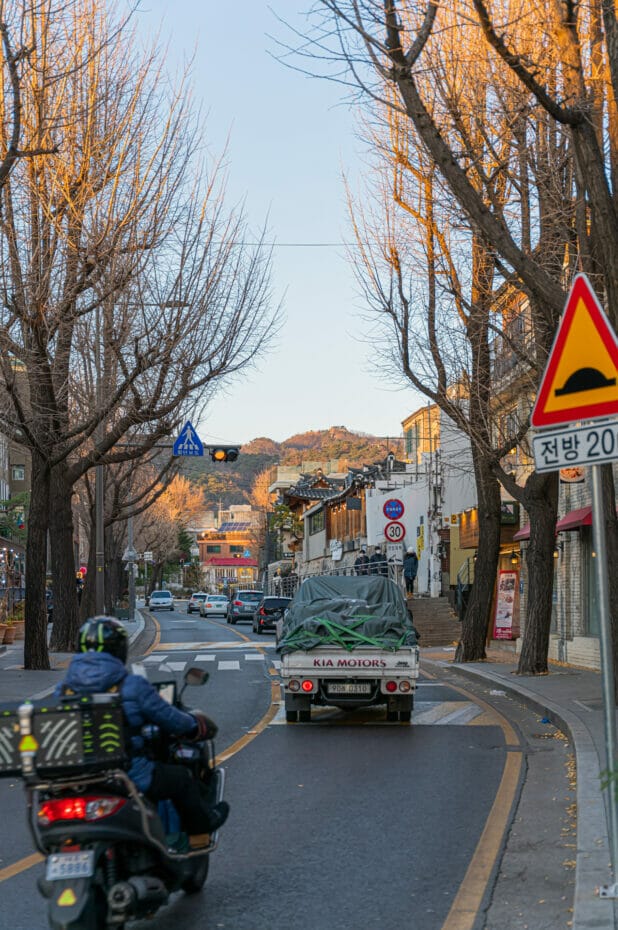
[0, 851, 44, 883]
[423, 663, 523, 930]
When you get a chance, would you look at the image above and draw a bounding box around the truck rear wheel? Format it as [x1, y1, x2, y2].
[399, 710, 412, 723]
[386, 709, 398, 722]
[286, 710, 298, 723]
[298, 709, 311, 723]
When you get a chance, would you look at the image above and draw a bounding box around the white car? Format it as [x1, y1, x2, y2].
[187, 592, 208, 614]
[148, 590, 174, 611]
[199, 594, 229, 618]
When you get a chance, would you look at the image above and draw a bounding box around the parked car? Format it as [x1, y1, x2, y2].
[252, 596, 292, 634]
[227, 590, 264, 624]
[46, 588, 53, 624]
[148, 590, 174, 611]
[187, 592, 208, 614]
[199, 594, 229, 618]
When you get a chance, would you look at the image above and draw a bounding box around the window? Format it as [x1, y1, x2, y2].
[308, 509, 325, 535]
[230, 545, 243, 553]
[11, 465, 25, 482]
[206, 545, 221, 554]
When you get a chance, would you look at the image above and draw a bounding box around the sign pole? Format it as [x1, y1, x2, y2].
[592, 463, 618, 885]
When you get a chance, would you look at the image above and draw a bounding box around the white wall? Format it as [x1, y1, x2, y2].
[365, 479, 434, 594]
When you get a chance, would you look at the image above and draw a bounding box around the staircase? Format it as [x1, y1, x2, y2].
[408, 596, 461, 648]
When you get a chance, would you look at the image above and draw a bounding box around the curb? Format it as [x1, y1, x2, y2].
[423, 657, 617, 930]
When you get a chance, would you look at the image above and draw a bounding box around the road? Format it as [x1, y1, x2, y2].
[0, 603, 576, 930]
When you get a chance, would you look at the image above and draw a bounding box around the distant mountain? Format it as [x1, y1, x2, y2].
[181, 426, 402, 509]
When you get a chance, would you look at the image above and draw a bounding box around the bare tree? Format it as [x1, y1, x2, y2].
[0, 0, 279, 667]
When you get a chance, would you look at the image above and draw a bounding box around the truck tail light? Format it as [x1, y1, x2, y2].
[399, 680, 411, 693]
[259, 607, 266, 616]
[301, 679, 314, 693]
[288, 679, 300, 692]
[385, 680, 397, 693]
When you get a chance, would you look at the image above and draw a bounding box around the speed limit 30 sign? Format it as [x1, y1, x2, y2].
[384, 521, 405, 542]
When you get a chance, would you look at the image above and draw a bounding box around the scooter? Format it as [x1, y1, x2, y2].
[0, 666, 225, 930]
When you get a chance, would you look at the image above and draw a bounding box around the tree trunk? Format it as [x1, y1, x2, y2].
[517, 471, 559, 675]
[80, 513, 97, 621]
[48, 461, 80, 652]
[455, 458, 502, 661]
[24, 452, 50, 670]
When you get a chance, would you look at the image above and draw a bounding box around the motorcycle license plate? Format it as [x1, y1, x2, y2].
[46, 850, 95, 880]
[327, 682, 372, 695]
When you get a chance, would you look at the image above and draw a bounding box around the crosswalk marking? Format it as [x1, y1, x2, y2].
[269, 698, 484, 727]
[144, 656, 166, 664]
[194, 654, 216, 662]
[244, 654, 265, 661]
[218, 660, 240, 671]
[165, 662, 187, 672]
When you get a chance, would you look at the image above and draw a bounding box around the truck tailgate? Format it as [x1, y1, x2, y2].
[281, 647, 419, 678]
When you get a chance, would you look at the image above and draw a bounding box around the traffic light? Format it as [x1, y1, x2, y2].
[209, 446, 239, 463]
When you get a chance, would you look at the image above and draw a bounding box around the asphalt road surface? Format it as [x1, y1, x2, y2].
[0, 604, 576, 930]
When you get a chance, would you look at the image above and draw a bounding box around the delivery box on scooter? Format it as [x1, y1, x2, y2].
[0, 693, 127, 778]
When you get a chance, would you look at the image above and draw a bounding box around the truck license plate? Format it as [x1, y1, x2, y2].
[327, 682, 372, 695]
[46, 850, 95, 880]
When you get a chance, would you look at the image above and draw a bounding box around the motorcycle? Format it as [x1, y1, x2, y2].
[0, 666, 225, 930]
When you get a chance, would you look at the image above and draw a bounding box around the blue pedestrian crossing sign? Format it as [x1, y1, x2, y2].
[173, 420, 204, 457]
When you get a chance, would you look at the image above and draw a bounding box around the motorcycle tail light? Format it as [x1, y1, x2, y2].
[385, 680, 398, 693]
[38, 796, 126, 825]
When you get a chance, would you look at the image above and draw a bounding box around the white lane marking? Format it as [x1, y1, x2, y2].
[166, 662, 187, 672]
[218, 660, 240, 671]
[244, 654, 265, 661]
[144, 656, 166, 663]
[271, 660, 281, 669]
[194, 654, 216, 662]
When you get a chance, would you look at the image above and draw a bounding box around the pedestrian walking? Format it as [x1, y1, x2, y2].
[403, 547, 419, 595]
[354, 546, 370, 575]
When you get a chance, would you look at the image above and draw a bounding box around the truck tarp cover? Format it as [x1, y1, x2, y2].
[276, 575, 418, 654]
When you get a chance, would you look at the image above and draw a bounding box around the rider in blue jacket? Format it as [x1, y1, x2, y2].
[56, 616, 229, 836]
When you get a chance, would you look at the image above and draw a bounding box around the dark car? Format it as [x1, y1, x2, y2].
[252, 596, 292, 635]
[46, 588, 53, 624]
[227, 590, 264, 624]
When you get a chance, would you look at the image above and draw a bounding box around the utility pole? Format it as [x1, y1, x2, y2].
[95, 307, 105, 615]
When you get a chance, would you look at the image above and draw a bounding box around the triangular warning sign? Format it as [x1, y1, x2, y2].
[531, 273, 618, 427]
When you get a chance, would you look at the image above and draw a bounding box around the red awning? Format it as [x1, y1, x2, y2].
[513, 524, 530, 541]
[556, 506, 592, 531]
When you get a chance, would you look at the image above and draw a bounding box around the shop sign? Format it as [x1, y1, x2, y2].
[493, 570, 517, 640]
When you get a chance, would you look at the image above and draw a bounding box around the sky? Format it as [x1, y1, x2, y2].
[135, 1, 422, 447]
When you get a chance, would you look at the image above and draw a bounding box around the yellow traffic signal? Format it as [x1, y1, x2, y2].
[209, 446, 239, 463]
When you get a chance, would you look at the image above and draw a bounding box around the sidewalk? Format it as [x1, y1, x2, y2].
[423, 643, 618, 930]
[0, 612, 147, 704]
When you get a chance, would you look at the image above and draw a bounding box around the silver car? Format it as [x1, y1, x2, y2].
[199, 594, 229, 618]
[148, 590, 174, 611]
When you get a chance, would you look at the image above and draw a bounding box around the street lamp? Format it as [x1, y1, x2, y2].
[122, 514, 137, 622]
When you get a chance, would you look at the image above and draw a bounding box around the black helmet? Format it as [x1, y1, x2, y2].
[78, 616, 128, 664]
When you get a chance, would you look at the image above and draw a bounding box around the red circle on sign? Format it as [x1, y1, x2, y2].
[384, 521, 406, 542]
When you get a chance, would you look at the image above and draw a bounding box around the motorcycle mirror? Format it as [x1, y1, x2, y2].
[184, 667, 209, 687]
